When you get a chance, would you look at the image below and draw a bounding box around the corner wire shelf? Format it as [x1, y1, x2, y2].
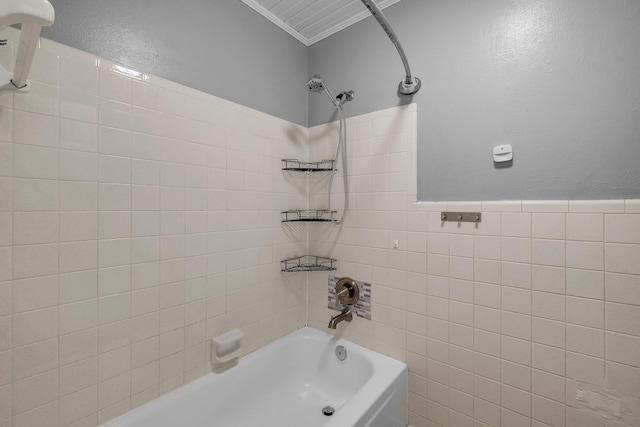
[281, 256, 337, 272]
[281, 159, 335, 172]
[281, 209, 337, 222]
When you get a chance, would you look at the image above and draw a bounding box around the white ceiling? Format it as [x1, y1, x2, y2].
[241, 0, 403, 46]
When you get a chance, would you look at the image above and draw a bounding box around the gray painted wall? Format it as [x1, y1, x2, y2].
[43, 0, 309, 126]
[41, 0, 640, 200]
[309, 0, 640, 201]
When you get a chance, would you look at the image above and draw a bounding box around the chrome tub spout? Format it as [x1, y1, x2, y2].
[328, 308, 353, 329]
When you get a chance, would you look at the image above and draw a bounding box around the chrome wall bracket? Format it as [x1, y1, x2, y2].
[441, 212, 482, 223]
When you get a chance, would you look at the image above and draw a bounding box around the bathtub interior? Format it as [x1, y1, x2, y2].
[100, 327, 407, 427]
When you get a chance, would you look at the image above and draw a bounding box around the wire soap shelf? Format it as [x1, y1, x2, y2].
[281, 209, 337, 222]
[281, 159, 335, 172]
[281, 256, 337, 272]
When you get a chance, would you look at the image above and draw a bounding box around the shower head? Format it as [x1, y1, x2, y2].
[307, 74, 339, 107]
[306, 74, 325, 94]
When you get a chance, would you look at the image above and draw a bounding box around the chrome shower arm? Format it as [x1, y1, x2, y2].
[360, 0, 421, 95]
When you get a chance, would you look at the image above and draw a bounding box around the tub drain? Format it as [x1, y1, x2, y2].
[322, 406, 335, 416]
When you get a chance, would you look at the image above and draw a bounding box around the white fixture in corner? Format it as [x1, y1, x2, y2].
[211, 329, 244, 364]
[0, 0, 55, 93]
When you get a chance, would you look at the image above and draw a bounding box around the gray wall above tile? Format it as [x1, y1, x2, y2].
[308, 0, 640, 201]
[43, 0, 309, 126]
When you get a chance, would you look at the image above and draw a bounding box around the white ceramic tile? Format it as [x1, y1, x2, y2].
[474, 260, 501, 286]
[522, 200, 568, 213]
[98, 184, 130, 212]
[99, 98, 132, 130]
[502, 262, 531, 289]
[100, 126, 131, 157]
[605, 214, 640, 244]
[0, 282, 10, 316]
[566, 324, 604, 357]
[132, 237, 160, 264]
[29, 47, 59, 85]
[569, 200, 624, 213]
[11, 338, 58, 380]
[605, 361, 640, 399]
[566, 351, 603, 387]
[532, 394, 565, 426]
[501, 384, 531, 417]
[566, 214, 603, 241]
[605, 331, 640, 368]
[60, 149, 98, 181]
[60, 119, 99, 152]
[59, 241, 98, 273]
[0, 143, 11, 177]
[532, 291, 565, 321]
[502, 335, 532, 366]
[0, 179, 11, 212]
[566, 241, 604, 271]
[13, 178, 58, 211]
[12, 369, 58, 415]
[605, 243, 640, 275]
[12, 212, 58, 245]
[532, 239, 565, 267]
[567, 296, 604, 329]
[474, 282, 501, 309]
[605, 302, 640, 337]
[60, 182, 98, 211]
[626, 200, 640, 213]
[60, 88, 99, 122]
[13, 80, 59, 116]
[531, 265, 565, 294]
[12, 275, 58, 313]
[59, 270, 97, 304]
[0, 316, 10, 352]
[99, 68, 132, 103]
[98, 372, 130, 410]
[502, 311, 531, 340]
[12, 307, 58, 347]
[566, 269, 604, 299]
[502, 237, 531, 263]
[532, 343, 565, 376]
[59, 328, 98, 366]
[12, 243, 58, 279]
[532, 317, 564, 348]
[474, 236, 501, 260]
[60, 212, 98, 242]
[12, 144, 58, 179]
[60, 299, 98, 335]
[99, 212, 130, 240]
[98, 239, 131, 268]
[532, 213, 565, 239]
[99, 155, 131, 184]
[605, 272, 640, 306]
[482, 201, 522, 212]
[60, 54, 98, 94]
[502, 213, 531, 237]
[0, 108, 12, 143]
[59, 385, 98, 426]
[98, 293, 131, 326]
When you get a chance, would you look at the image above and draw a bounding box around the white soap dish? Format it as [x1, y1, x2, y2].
[211, 329, 244, 364]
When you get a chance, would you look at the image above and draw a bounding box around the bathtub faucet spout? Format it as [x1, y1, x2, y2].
[328, 308, 353, 329]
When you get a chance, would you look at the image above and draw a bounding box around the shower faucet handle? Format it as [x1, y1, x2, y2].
[335, 277, 359, 306]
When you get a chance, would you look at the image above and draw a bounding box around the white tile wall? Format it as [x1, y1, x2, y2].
[0, 28, 308, 426]
[306, 107, 640, 427]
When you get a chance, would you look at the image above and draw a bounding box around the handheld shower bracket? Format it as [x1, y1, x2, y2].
[336, 90, 355, 105]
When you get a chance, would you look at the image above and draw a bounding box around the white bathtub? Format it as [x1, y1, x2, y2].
[101, 327, 407, 427]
